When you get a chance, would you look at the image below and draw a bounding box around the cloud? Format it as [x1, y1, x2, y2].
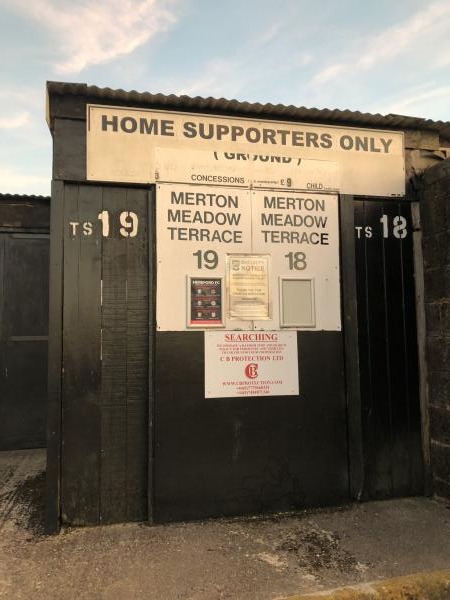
[175, 21, 293, 99]
[312, 64, 346, 87]
[0, 86, 47, 144]
[373, 84, 450, 119]
[0, 112, 30, 129]
[176, 59, 240, 97]
[0, 87, 42, 105]
[312, 1, 450, 86]
[252, 21, 284, 49]
[7, 0, 178, 74]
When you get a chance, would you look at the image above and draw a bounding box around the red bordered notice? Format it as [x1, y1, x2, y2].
[204, 330, 299, 398]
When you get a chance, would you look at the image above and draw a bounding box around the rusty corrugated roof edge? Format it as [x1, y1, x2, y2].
[47, 81, 450, 139]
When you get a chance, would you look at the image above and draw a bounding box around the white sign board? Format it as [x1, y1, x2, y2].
[87, 105, 405, 197]
[156, 184, 253, 331]
[251, 191, 341, 331]
[204, 331, 299, 398]
[155, 147, 341, 193]
[156, 184, 340, 332]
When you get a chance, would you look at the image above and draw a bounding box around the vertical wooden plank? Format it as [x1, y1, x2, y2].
[0, 236, 4, 340]
[100, 186, 128, 523]
[354, 200, 374, 498]
[383, 201, 410, 495]
[148, 187, 155, 523]
[340, 195, 364, 500]
[45, 180, 64, 533]
[0, 236, 5, 445]
[61, 183, 102, 525]
[367, 202, 393, 497]
[99, 185, 150, 523]
[411, 202, 431, 494]
[356, 200, 393, 498]
[401, 202, 425, 494]
[125, 187, 149, 522]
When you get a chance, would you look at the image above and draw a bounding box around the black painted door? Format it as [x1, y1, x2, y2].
[0, 233, 49, 450]
[355, 200, 423, 499]
[58, 184, 150, 525]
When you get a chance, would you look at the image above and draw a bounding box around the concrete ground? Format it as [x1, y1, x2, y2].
[1, 449, 450, 600]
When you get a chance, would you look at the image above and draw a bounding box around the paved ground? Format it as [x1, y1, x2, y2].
[1, 449, 450, 599]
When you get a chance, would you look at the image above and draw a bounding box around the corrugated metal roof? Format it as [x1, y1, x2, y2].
[0, 194, 50, 202]
[47, 81, 450, 140]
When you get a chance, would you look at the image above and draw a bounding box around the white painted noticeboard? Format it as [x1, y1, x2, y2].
[156, 184, 253, 331]
[154, 147, 341, 193]
[87, 105, 405, 197]
[204, 330, 299, 398]
[156, 184, 341, 332]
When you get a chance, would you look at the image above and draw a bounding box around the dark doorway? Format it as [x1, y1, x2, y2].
[354, 199, 424, 499]
[0, 233, 49, 450]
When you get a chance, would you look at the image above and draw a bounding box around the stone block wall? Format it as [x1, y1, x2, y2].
[420, 159, 450, 500]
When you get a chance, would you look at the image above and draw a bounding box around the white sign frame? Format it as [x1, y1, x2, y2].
[87, 104, 405, 197]
[279, 277, 316, 328]
[156, 184, 341, 332]
[154, 147, 341, 193]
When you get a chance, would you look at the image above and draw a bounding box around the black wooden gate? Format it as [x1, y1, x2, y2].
[49, 183, 151, 525]
[0, 233, 49, 450]
[354, 199, 423, 499]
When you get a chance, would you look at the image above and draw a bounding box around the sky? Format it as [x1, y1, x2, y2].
[0, 0, 449, 196]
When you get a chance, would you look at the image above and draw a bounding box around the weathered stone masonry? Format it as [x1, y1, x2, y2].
[420, 159, 450, 500]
